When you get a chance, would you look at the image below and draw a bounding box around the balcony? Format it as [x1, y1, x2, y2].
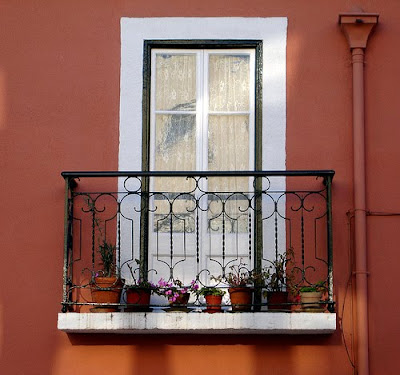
[58, 170, 336, 334]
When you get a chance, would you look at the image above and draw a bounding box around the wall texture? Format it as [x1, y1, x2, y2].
[1, 1, 400, 374]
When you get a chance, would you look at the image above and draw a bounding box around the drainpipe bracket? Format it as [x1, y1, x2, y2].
[339, 13, 379, 49]
[352, 271, 370, 276]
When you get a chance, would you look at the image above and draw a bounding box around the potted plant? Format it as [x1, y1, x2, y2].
[90, 239, 123, 312]
[124, 260, 158, 312]
[197, 286, 225, 313]
[263, 248, 294, 311]
[225, 261, 254, 312]
[299, 281, 327, 310]
[157, 278, 199, 311]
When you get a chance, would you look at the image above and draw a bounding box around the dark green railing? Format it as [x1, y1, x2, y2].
[61, 170, 335, 313]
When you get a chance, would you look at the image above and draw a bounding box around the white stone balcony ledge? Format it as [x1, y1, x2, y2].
[58, 311, 336, 334]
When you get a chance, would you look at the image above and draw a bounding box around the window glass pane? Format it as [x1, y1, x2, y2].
[207, 114, 250, 234]
[155, 54, 196, 111]
[154, 114, 196, 193]
[208, 54, 250, 112]
[208, 115, 249, 192]
[153, 113, 196, 234]
[155, 114, 196, 171]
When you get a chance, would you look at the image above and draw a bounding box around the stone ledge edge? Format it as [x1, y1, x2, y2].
[58, 312, 336, 335]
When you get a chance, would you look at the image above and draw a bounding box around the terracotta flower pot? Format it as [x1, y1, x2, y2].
[91, 276, 122, 313]
[205, 294, 223, 313]
[126, 287, 152, 312]
[300, 291, 322, 310]
[229, 287, 253, 312]
[268, 291, 289, 311]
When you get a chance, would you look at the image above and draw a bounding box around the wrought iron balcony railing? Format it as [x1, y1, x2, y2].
[61, 170, 334, 313]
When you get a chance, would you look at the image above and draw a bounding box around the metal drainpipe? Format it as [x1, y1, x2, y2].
[339, 13, 378, 375]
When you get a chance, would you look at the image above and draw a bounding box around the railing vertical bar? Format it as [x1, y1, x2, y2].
[274, 202, 279, 259]
[248, 211, 252, 261]
[196, 204, 200, 275]
[91, 203, 95, 269]
[169, 201, 173, 277]
[326, 175, 335, 312]
[254, 176, 263, 311]
[117, 200, 121, 278]
[222, 204, 226, 264]
[140, 176, 149, 281]
[301, 206, 305, 269]
[62, 177, 71, 312]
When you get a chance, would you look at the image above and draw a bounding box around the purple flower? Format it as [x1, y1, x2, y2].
[158, 278, 168, 287]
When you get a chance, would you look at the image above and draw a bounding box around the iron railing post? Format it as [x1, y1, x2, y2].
[62, 177, 72, 312]
[325, 174, 335, 312]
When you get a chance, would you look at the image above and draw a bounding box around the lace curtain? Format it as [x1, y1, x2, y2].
[154, 52, 250, 194]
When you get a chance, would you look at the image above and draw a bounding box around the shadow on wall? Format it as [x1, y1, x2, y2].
[0, 299, 3, 363]
[0, 69, 5, 130]
[67, 332, 343, 375]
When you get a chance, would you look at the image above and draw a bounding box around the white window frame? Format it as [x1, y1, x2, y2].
[119, 17, 287, 173]
[149, 48, 256, 174]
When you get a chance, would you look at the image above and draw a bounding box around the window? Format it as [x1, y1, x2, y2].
[150, 48, 255, 176]
[142, 42, 261, 287]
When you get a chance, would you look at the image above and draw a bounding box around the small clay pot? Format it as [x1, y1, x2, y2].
[91, 276, 122, 312]
[205, 294, 223, 313]
[268, 291, 289, 311]
[300, 291, 323, 310]
[126, 287, 152, 312]
[229, 287, 253, 312]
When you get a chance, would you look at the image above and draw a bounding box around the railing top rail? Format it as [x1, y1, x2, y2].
[61, 170, 335, 179]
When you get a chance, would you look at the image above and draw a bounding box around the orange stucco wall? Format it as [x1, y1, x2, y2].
[1, 1, 400, 374]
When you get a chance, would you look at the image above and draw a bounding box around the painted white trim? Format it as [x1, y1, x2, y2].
[119, 17, 287, 172]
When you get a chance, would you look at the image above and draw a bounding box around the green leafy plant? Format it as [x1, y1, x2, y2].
[299, 281, 327, 293]
[97, 240, 116, 278]
[197, 286, 225, 297]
